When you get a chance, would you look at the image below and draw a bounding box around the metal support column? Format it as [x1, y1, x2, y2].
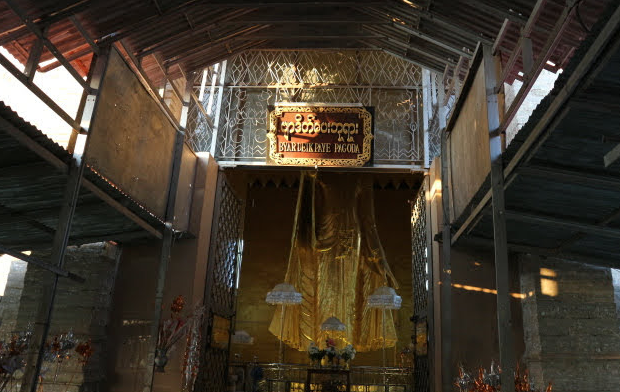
[424, 174, 435, 392]
[483, 44, 515, 388]
[23, 25, 48, 82]
[432, 75, 447, 392]
[422, 69, 431, 168]
[209, 60, 227, 157]
[20, 46, 111, 392]
[143, 73, 194, 392]
[439, 127, 452, 392]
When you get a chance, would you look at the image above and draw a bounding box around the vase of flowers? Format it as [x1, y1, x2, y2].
[0, 326, 32, 391]
[156, 295, 191, 372]
[308, 342, 325, 368]
[340, 344, 356, 369]
[325, 338, 338, 368]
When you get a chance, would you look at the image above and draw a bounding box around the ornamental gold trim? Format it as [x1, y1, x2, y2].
[267, 106, 373, 167]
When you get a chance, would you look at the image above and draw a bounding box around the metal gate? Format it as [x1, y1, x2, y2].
[411, 186, 430, 392]
[195, 171, 245, 392]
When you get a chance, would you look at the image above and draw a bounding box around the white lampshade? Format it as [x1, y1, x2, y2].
[320, 316, 346, 332]
[266, 283, 302, 305]
[366, 286, 402, 309]
[232, 330, 254, 345]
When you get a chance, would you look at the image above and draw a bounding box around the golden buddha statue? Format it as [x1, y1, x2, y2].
[269, 172, 399, 352]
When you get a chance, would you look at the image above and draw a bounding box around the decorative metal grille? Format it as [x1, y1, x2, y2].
[411, 186, 430, 392]
[186, 50, 436, 165]
[196, 172, 244, 392]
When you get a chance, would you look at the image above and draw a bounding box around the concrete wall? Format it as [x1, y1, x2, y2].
[107, 154, 218, 392]
[0, 243, 120, 392]
[449, 245, 525, 369]
[0, 255, 28, 335]
[521, 254, 620, 392]
[504, 70, 559, 146]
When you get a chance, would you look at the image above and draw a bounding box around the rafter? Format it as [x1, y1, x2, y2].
[458, 236, 620, 269]
[360, 6, 476, 57]
[393, 2, 495, 45]
[361, 40, 445, 73]
[163, 25, 271, 66]
[364, 25, 456, 64]
[135, 8, 258, 58]
[500, 209, 620, 239]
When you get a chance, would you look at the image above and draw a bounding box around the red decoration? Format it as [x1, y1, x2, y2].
[75, 340, 95, 365]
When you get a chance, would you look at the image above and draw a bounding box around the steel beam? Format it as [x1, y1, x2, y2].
[483, 44, 515, 389]
[0, 202, 55, 237]
[163, 25, 270, 66]
[504, 210, 620, 239]
[361, 7, 474, 58]
[361, 43, 445, 74]
[70, 15, 100, 55]
[38, 46, 94, 73]
[96, 0, 205, 47]
[194, 1, 386, 6]
[521, 34, 534, 77]
[499, 3, 575, 131]
[555, 206, 620, 254]
[604, 143, 620, 168]
[439, 128, 452, 392]
[236, 33, 385, 40]
[210, 60, 227, 157]
[492, 19, 511, 55]
[0, 245, 84, 282]
[519, 164, 620, 190]
[423, 175, 436, 392]
[0, 0, 98, 44]
[68, 46, 99, 152]
[135, 9, 257, 58]
[363, 25, 454, 66]
[5, 231, 152, 249]
[142, 74, 193, 392]
[20, 46, 110, 392]
[390, 23, 472, 59]
[4, 0, 89, 90]
[23, 25, 48, 82]
[422, 69, 431, 168]
[0, 52, 82, 131]
[221, 17, 382, 24]
[458, 236, 620, 270]
[397, 4, 494, 46]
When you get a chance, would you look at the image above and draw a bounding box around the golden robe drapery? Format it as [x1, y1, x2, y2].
[269, 172, 399, 352]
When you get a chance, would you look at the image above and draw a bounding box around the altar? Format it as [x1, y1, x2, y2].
[229, 363, 413, 392]
[305, 368, 351, 392]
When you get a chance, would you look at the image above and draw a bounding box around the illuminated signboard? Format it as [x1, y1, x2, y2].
[267, 104, 373, 167]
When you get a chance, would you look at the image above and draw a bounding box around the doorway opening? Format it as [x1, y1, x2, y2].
[220, 168, 428, 392]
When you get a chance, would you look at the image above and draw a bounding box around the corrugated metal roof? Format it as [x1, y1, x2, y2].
[455, 3, 620, 265]
[0, 100, 164, 250]
[0, 0, 614, 84]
